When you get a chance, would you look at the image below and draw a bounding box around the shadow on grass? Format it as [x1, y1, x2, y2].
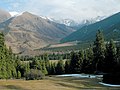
[4, 85, 25, 90]
[56, 82, 82, 89]
[56, 82, 102, 90]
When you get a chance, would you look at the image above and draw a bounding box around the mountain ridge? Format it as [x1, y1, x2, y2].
[0, 11, 74, 53]
[61, 12, 120, 42]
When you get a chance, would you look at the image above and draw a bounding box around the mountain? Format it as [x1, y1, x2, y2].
[61, 12, 120, 42]
[51, 19, 78, 27]
[0, 12, 74, 53]
[50, 16, 106, 30]
[9, 11, 19, 17]
[0, 9, 11, 23]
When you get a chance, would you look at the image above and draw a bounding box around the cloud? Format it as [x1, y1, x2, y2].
[2, 0, 120, 21]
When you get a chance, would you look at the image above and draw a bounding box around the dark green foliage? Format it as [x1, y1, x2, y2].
[93, 30, 106, 72]
[17, 71, 21, 79]
[65, 60, 70, 74]
[30, 59, 39, 69]
[18, 64, 29, 77]
[41, 62, 48, 75]
[30, 58, 48, 75]
[0, 32, 4, 46]
[114, 43, 120, 72]
[104, 39, 117, 73]
[0, 33, 17, 79]
[25, 69, 44, 80]
[69, 51, 84, 73]
[56, 60, 65, 74]
[82, 47, 94, 73]
[50, 63, 56, 75]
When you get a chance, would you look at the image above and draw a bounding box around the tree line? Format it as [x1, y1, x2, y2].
[0, 30, 120, 81]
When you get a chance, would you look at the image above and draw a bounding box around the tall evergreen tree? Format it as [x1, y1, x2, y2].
[82, 47, 94, 73]
[65, 60, 70, 74]
[0, 33, 17, 79]
[93, 30, 106, 72]
[70, 51, 84, 73]
[42, 61, 48, 75]
[104, 39, 117, 73]
[70, 51, 79, 73]
[50, 62, 56, 75]
[115, 43, 120, 72]
[56, 60, 65, 74]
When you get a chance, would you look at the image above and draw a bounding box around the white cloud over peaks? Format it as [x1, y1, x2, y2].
[9, 0, 120, 21]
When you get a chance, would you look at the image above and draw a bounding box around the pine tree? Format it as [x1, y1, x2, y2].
[56, 60, 65, 74]
[51, 63, 56, 75]
[65, 60, 70, 74]
[30, 59, 39, 69]
[70, 51, 83, 73]
[105, 39, 117, 73]
[82, 47, 94, 73]
[17, 71, 21, 79]
[117, 44, 120, 65]
[69, 51, 78, 73]
[93, 30, 106, 72]
[114, 42, 120, 72]
[42, 61, 48, 75]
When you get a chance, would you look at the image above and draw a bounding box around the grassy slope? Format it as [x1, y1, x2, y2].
[39, 42, 91, 52]
[0, 76, 119, 90]
[61, 12, 120, 43]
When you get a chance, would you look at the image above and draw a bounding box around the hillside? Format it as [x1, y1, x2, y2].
[61, 12, 120, 42]
[0, 12, 74, 53]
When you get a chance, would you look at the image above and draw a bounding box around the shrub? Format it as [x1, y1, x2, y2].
[25, 69, 44, 80]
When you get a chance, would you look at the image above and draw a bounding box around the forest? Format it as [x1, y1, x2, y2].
[0, 30, 120, 84]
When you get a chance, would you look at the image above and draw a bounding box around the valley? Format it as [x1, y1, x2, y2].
[0, 5, 120, 90]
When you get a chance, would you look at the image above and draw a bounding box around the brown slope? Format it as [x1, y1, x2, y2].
[0, 12, 74, 53]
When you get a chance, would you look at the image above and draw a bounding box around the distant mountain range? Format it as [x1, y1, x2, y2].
[61, 12, 120, 42]
[0, 10, 74, 53]
[47, 16, 106, 30]
[0, 9, 120, 54]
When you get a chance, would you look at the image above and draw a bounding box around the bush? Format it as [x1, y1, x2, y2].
[17, 71, 21, 79]
[25, 69, 44, 80]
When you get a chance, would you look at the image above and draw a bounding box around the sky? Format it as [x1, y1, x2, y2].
[0, 0, 120, 21]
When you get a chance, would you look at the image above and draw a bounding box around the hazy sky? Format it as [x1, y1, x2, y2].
[0, 0, 120, 21]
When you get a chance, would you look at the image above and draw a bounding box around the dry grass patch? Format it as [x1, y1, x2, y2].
[0, 79, 75, 90]
[0, 76, 119, 90]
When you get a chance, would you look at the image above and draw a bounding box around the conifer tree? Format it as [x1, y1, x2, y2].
[51, 63, 56, 75]
[116, 44, 120, 72]
[56, 59, 65, 74]
[70, 51, 81, 73]
[105, 39, 117, 73]
[0, 33, 17, 79]
[82, 47, 94, 73]
[93, 30, 106, 72]
[42, 61, 48, 75]
[65, 60, 70, 74]
[17, 71, 21, 79]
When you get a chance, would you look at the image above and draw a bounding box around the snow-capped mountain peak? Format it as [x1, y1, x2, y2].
[9, 11, 23, 17]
